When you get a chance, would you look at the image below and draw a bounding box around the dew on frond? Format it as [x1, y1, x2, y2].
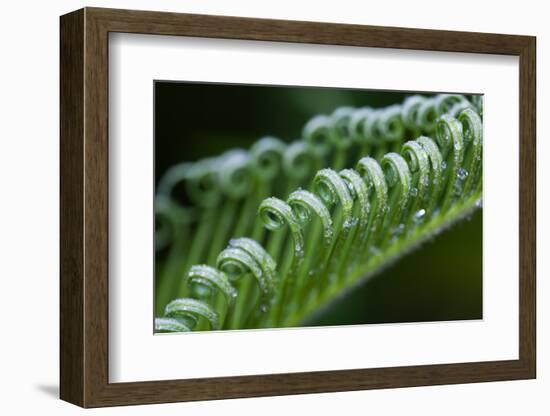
[155, 95, 483, 332]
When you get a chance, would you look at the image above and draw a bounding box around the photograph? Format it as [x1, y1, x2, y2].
[153, 83, 483, 333]
[55, 6, 538, 409]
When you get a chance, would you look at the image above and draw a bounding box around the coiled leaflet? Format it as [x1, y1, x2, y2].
[164, 298, 219, 330]
[157, 101, 482, 332]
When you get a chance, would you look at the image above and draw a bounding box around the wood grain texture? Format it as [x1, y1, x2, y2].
[59, 8, 84, 407]
[518, 38, 536, 375]
[59, 7, 537, 408]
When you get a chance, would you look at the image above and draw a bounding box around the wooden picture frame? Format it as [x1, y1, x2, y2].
[60, 7, 536, 408]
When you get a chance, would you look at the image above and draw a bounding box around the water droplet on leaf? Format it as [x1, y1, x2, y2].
[414, 209, 426, 222]
[457, 168, 468, 180]
[393, 223, 405, 236]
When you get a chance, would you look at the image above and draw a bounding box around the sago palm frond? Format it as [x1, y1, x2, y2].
[154, 93, 483, 332]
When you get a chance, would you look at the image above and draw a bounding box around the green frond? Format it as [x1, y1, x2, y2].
[155, 94, 483, 332]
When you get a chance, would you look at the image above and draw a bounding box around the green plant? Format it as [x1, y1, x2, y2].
[154, 94, 482, 332]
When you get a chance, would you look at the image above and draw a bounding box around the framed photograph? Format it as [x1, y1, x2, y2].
[60, 7, 536, 407]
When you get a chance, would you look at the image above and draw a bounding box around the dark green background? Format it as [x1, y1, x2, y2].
[155, 81, 482, 325]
